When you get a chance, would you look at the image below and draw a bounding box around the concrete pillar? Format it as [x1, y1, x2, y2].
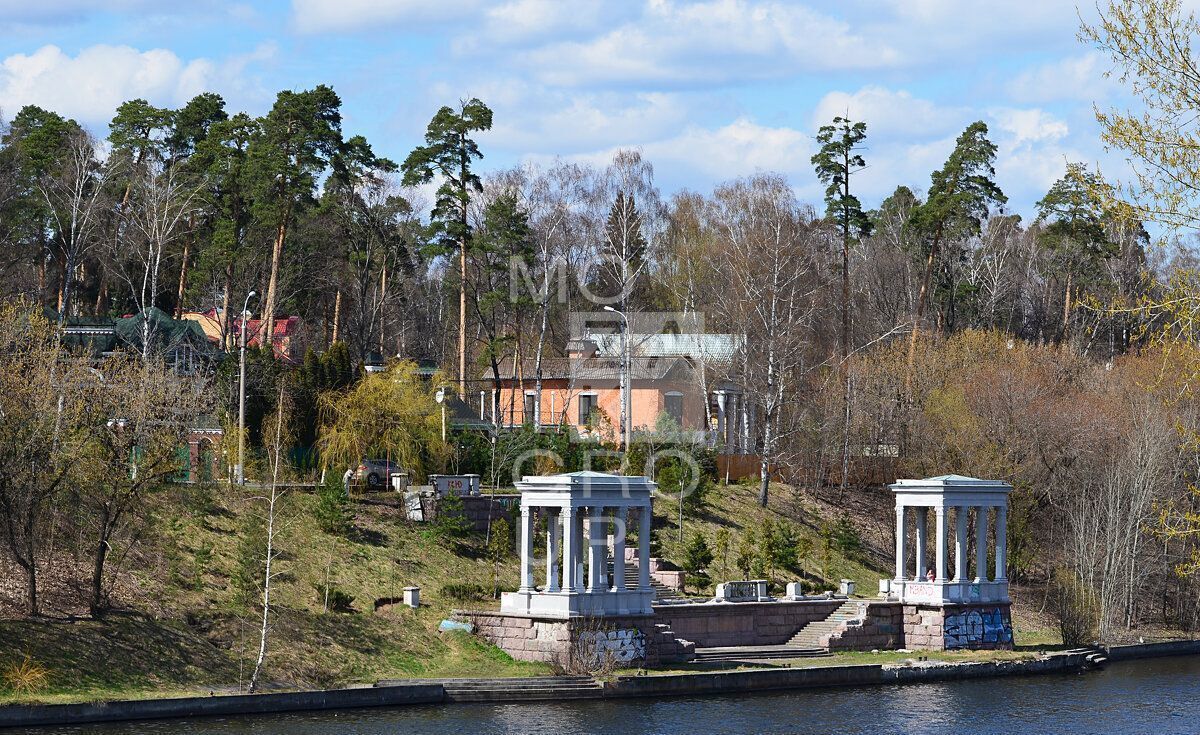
[574, 509, 586, 590]
[638, 504, 652, 591]
[995, 506, 1008, 581]
[914, 507, 927, 581]
[894, 505, 906, 581]
[613, 507, 627, 591]
[561, 506, 577, 592]
[934, 507, 947, 583]
[546, 508, 560, 592]
[587, 506, 605, 592]
[519, 506, 534, 591]
[975, 506, 989, 582]
[954, 506, 968, 582]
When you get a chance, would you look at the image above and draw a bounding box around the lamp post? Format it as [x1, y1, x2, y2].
[237, 290, 256, 485]
[603, 306, 631, 451]
[435, 387, 447, 443]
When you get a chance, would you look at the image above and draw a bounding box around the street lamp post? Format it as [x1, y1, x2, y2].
[603, 306, 632, 451]
[237, 290, 256, 485]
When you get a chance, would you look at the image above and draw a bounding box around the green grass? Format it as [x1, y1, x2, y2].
[0, 485, 549, 705]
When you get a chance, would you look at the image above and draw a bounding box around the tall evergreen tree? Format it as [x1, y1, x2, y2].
[249, 85, 344, 343]
[905, 121, 1006, 392]
[401, 98, 493, 396]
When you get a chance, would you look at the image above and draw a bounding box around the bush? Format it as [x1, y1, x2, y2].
[1050, 567, 1098, 646]
[429, 493, 473, 545]
[314, 584, 355, 612]
[3, 654, 49, 697]
[682, 533, 714, 589]
[441, 582, 489, 601]
[822, 514, 863, 561]
[314, 470, 353, 535]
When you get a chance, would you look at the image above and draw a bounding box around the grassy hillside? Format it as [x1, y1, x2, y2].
[1, 475, 1066, 705]
[0, 484, 548, 704]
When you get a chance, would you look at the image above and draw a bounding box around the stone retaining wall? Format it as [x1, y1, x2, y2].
[903, 602, 1013, 651]
[652, 599, 843, 648]
[458, 611, 694, 667]
[826, 602, 903, 651]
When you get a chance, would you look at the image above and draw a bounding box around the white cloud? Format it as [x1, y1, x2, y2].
[639, 118, 813, 179]
[291, 0, 483, 33]
[0, 44, 273, 126]
[990, 107, 1069, 145]
[812, 86, 966, 140]
[1007, 53, 1115, 105]
[514, 0, 902, 87]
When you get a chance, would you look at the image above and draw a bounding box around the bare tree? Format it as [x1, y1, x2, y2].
[249, 385, 290, 691]
[706, 175, 825, 506]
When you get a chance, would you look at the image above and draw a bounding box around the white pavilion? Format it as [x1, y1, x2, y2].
[888, 474, 1011, 605]
[501, 471, 655, 618]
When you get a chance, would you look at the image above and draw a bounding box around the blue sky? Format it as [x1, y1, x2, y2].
[0, 0, 1141, 219]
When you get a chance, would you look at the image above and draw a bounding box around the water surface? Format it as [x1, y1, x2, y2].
[26, 655, 1200, 735]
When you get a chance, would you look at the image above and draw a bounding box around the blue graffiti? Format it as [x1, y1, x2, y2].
[944, 607, 1012, 648]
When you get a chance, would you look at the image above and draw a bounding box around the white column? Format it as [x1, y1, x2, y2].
[934, 506, 947, 583]
[519, 506, 534, 591]
[715, 392, 727, 451]
[574, 509, 586, 589]
[587, 506, 605, 592]
[894, 505, 906, 581]
[975, 506, 989, 582]
[914, 507, 927, 581]
[995, 506, 1008, 581]
[613, 507, 627, 591]
[638, 504, 651, 591]
[561, 506, 577, 592]
[954, 506, 968, 582]
[546, 508, 560, 592]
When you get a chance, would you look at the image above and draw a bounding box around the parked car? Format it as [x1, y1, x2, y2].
[355, 459, 405, 488]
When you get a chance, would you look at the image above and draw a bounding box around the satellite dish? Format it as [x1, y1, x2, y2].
[435, 388, 445, 404]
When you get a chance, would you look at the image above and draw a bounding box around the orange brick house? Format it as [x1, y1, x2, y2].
[482, 329, 754, 454]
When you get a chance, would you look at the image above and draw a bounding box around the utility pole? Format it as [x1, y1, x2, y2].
[237, 290, 257, 485]
[604, 306, 632, 452]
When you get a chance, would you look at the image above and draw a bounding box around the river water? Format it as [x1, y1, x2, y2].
[26, 655, 1200, 735]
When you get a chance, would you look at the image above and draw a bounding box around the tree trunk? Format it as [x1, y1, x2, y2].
[459, 238, 468, 397]
[90, 525, 110, 615]
[331, 289, 341, 346]
[175, 217, 193, 318]
[220, 267, 232, 351]
[262, 206, 291, 348]
[1060, 271, 1073, 343]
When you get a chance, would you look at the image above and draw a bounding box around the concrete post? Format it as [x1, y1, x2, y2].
[894, 505, 906, 581]
[934, 507, 947, 583]
[914, 507, 927, 581]
[519, 506, 534, 591]
[613, 507, 627, 591]
[561, 506, 577, 592]
[975, 505, 989, 582]
[995, 506, 1008, 582]
[546, 508, 560, 592]
[954, 506, 968, 582]
[574, 509, 586, 590]
[587, 506, 605, 592]
[715, 391, 727, 452]
[638, 503, 652, 591]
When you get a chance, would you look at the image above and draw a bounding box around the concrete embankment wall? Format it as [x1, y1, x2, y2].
[1105, 639, 1200, 661]
[653, 599, 842, 648]
[0, 683, 443, 729]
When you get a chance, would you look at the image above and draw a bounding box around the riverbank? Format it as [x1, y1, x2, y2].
[4, 640, 1198, 729]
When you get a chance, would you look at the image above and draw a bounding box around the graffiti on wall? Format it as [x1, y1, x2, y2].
[944, 607, 1013, 648]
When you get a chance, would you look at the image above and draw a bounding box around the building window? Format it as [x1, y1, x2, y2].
[524, 392, 537, 425]
[579, 394, 597, 425]
[664, 391, 684, 427]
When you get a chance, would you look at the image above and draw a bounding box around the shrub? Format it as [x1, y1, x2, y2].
[314, 584, 355, 612]
[314, 470, 353, 535]
[441, 582, 489, 601]
[429, 493, 473, 545]
[682, 533, 714, 589]
[3, 655, 49, 697]
[1050, 567, 1098, 646]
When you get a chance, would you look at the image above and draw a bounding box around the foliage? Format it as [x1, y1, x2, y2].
[2, 655, 50, 697]
[313, 584, 355, 613]
[440, 582, 490, 601]
[428, 493, 473, 547]
[681, 532, 714, 583]
[314, 470, 353, 536]
[318, 360, 450, 481]
[1049, 567, 1099, 646]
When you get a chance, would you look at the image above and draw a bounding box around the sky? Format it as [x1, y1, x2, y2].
[0, 0, 1147, 219]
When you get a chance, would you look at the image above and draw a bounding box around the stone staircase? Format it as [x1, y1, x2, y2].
[691, 645, 830, 664]
[787, 600, 862, 649]
[647, 621, 696, 663]
[429, 676, 605, 702]
[621, 560, 683, 601]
